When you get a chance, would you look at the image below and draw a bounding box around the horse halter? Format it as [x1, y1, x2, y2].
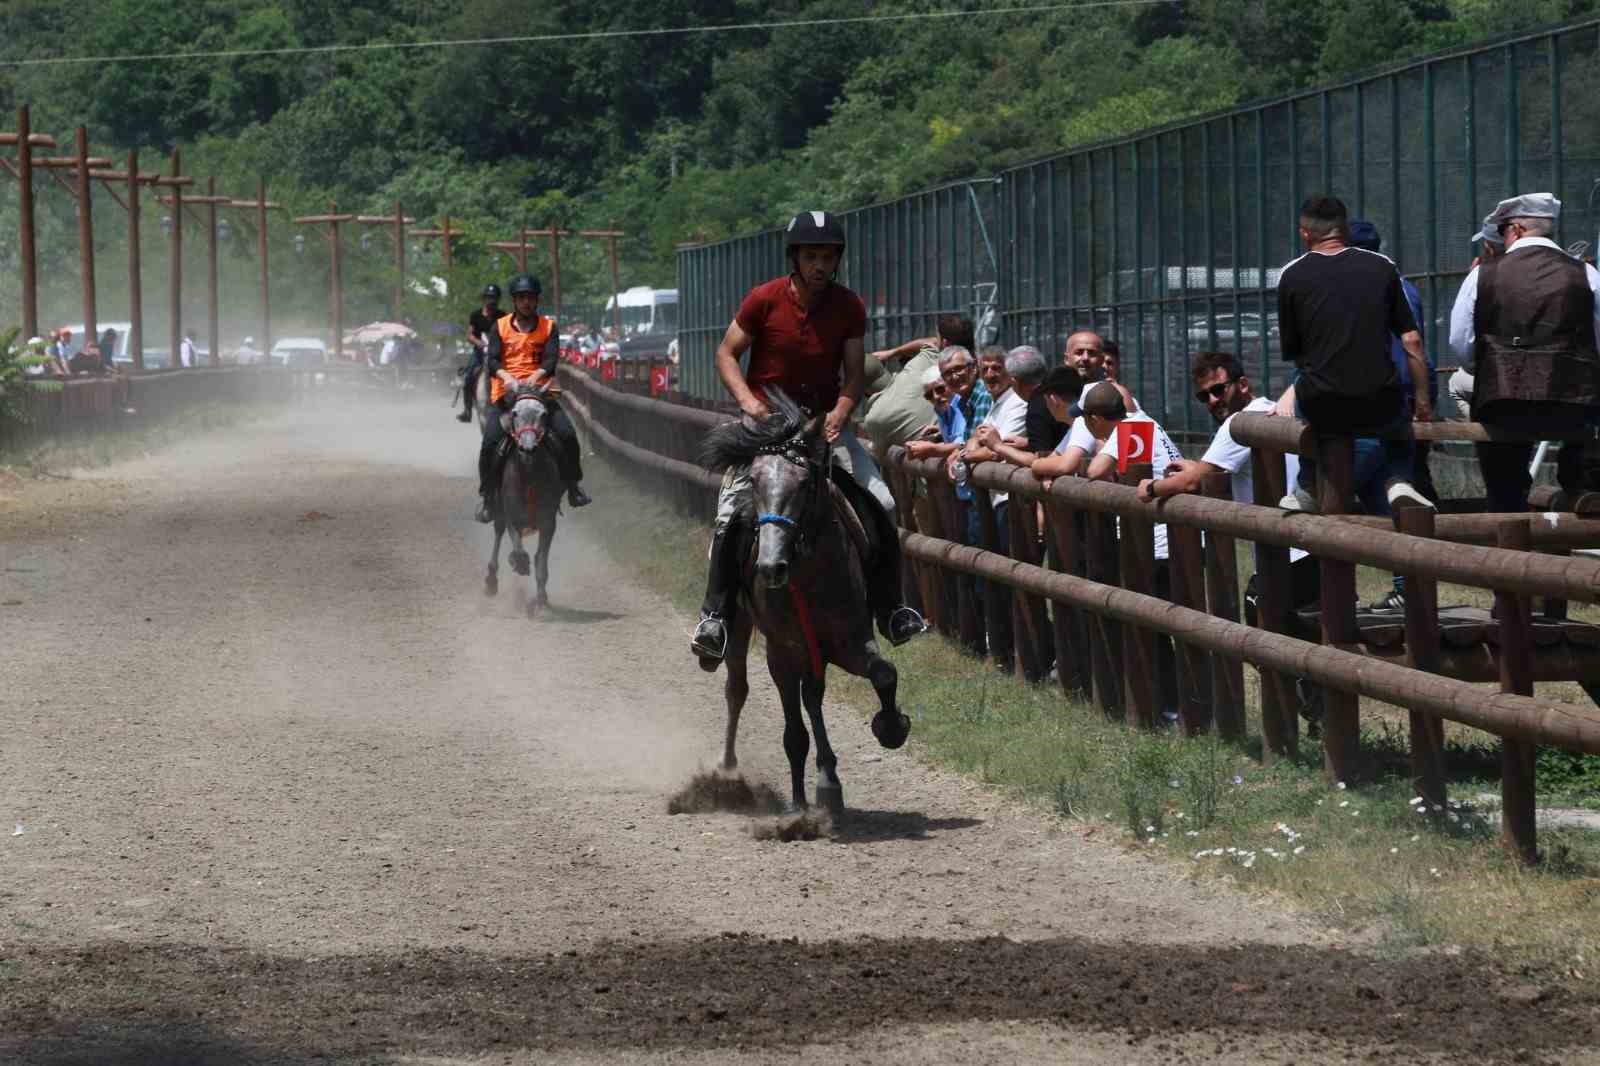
[753, 436, 828, 555]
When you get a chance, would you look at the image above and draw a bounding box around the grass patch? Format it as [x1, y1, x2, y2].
[581, 452, 1600, 980]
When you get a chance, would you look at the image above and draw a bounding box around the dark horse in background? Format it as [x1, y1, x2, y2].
[700, 390, 911, 817]
[485, 384, 563, 617]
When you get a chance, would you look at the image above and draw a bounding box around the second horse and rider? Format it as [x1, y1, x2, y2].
[456, 213, 924, 662]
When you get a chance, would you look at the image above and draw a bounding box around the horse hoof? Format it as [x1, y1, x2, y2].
[510, 553, 531, 576]
[871, 709, 912, 750]
[484, 576, 498, 597]
[815, 783, 845, 820]
[526, 598, 543, 619]
[696, 654, 722, 674]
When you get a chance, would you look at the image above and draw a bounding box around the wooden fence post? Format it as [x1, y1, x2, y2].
[1164, 512, 1213, 736]
[1249, 447, 1298, 761]
[1200, 471, 1246, 740]
[1007, 492, 1053, 682]
[935, 480, 985, 656]
[1315, 433, 1361, 785]
[1496, 518, 1540, 866]
[1043, 497, 1091, 696]
[972, 482, 1014, 673]
[1082, 500, 1123, 719]
[1117, 464, 1159, 730]
[1396, 505, 1447, 812]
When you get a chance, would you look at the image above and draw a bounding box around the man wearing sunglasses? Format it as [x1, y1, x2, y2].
[1448, 191, 1600, 512]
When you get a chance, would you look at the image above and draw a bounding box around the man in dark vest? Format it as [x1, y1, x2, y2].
[1448, 192, 1600, 512]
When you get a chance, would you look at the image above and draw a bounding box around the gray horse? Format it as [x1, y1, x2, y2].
[485, 385, 563, 617]
[700, 390, 911, 817]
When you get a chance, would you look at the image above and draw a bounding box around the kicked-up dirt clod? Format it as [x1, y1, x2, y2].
[667, 771, 787, 815]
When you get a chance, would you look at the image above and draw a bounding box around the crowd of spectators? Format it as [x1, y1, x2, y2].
[859, 191, 1600, 721]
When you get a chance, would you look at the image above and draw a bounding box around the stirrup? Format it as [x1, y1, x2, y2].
[881, 605, 927, 646]
[691, 613, 728, 660]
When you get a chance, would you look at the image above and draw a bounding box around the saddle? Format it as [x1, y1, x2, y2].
[827, 465, 897, 572]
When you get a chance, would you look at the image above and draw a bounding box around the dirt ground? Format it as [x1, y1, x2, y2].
[3, 396, 1598, 1064]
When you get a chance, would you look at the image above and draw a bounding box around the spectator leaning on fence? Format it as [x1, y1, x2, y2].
[955, 346, 1044, 547]
[862, 314, 975, 454]
[1276, 194, 1432, 514]
[905, 348, 978, 463]
[1448, 192, 1600, 512]
[1063, 380, 1187, 722]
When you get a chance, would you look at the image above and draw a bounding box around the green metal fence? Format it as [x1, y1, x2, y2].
[679, 19, 1600, 438]
[676, 179, 1001, 401]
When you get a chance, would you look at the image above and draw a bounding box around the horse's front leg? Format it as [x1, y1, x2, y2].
[837, 640, 912, 751]
[721, 612, 754, 771]
[801, 672, 843, 818]
[507, 522, 530, 578]
[485, 522, 503, 597]
[768, 661, 809, 811]
[532, 518, 554, 609]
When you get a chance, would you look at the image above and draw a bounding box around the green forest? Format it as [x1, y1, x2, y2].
[2, 0, 1597, 331]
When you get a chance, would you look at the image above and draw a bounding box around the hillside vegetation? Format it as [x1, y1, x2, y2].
[2, 0, 1595, 321]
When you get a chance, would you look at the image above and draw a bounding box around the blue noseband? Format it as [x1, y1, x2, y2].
[756, 512, 798, 529]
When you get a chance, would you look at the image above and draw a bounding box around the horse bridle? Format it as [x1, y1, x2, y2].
[753, 436, 829, 556]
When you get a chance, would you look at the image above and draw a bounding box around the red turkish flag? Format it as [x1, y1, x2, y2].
[1115, 420, 1155, 474]
[586, 350, 599, 370]
[601, 358, 618, 382]
[649, 365, 669, 396]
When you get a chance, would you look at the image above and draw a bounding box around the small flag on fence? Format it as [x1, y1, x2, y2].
[649, 365, 670, 396]
[586, 350, 600, 370]
[601, 358, 618, 382]
[1114, 419, 1155, 474]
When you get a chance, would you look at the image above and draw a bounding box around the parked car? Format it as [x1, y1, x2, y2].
[56, 321, 192, 368]
[270, 337, 329, 370]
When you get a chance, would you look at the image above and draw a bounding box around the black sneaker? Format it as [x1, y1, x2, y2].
[455, 409, 472, 423]
[1366, 589, 1405, 613]
[567, 485, 593, 508]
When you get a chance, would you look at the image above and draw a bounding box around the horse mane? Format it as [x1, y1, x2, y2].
[698, 388, 808, 472]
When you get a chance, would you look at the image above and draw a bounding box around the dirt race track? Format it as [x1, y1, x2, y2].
[3, 396, 1599, 1065]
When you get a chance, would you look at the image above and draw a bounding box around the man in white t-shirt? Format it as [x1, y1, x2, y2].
[1137, 350, 1325, 731]
[963, 345, 1046, 509]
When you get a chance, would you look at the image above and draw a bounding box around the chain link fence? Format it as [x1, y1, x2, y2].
[678, 19, 1600, 443]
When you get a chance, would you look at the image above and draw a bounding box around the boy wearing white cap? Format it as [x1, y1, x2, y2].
[1447, 192, 1600, 511]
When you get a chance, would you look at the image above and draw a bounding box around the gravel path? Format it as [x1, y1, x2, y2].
[2, 397, 1595, 1064]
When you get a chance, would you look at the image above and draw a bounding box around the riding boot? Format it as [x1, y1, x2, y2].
[566, 483, 593, 508]
[691, 524, 743, 664]
[864, 521, 925, 645]
[476, 441, 496, 523]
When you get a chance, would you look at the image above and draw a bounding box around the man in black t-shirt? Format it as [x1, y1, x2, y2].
[458, 284, 503, 422]
[1276, 196, 1433, 512]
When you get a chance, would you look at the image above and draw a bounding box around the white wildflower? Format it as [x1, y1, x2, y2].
[1338, 800, 1350, 808]
[1293, 845, 1306, 855]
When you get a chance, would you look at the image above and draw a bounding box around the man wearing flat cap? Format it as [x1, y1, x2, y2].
[1448, 192, 1600, 512]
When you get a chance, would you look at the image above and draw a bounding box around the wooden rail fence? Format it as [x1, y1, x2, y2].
[559, 366, 1600, 865]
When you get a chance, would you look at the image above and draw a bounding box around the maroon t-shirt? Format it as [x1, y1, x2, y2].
[735, 276, 867, 414]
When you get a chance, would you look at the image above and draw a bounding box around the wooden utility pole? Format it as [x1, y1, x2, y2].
[0, 107, 58, 340]
[30, 128, 112, 351]
[412, 214, 461, 269]
[293, 202, 356, 358]
[224, 180, 282, 356]
[578, 224, 625, 338]
[355, 202, 415, 319]
[159, 172, 229, 367]
[85, 153, 172, 370]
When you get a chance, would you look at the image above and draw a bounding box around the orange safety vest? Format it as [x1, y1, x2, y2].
[491, 313, 554, 403]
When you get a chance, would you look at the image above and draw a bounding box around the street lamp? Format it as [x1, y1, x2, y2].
[161, 214, 173, 237]
[293, 233, 306, 256]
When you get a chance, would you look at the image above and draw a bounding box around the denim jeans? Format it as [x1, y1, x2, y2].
[1296, 391, 1414, 500]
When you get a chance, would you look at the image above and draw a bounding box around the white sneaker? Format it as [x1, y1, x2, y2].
[1279, 487, 1319, 513]
[1385, 480, 1436, 510]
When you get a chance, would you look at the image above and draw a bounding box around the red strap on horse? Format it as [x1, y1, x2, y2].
[787, 580, 824, 678]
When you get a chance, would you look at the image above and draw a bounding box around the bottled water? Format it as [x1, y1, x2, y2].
[951, 458, 969, 485]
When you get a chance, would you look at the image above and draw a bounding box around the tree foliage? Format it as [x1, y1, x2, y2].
[0, 0, 1596, 313]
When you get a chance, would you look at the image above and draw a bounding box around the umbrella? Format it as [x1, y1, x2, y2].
[343, 321, 417, 345]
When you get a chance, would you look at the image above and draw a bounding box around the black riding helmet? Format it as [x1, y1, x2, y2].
[508, 273, 542, 297]
[784, 210, 846, 250]
[481, 283, 501, 301]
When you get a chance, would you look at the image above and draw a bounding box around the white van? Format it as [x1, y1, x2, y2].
[604, 287, 678, 338]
